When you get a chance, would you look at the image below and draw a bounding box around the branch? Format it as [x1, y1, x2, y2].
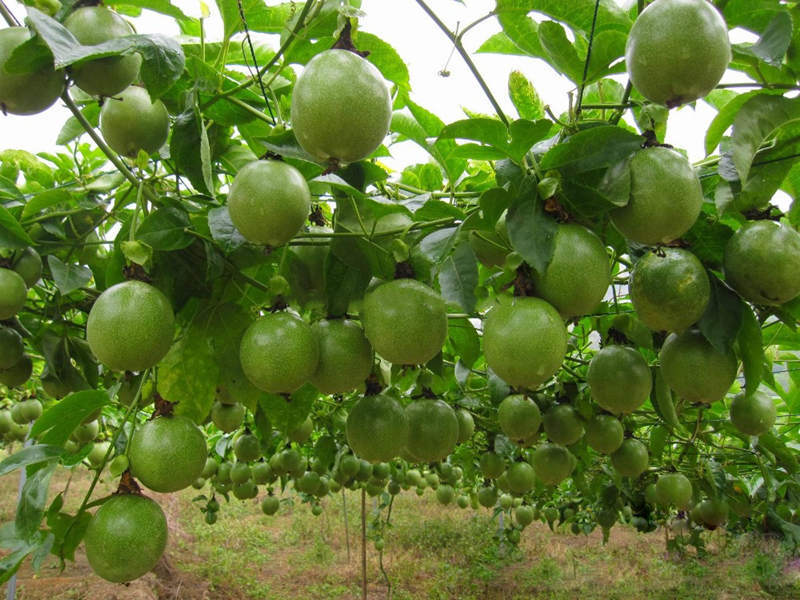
[415, 0, 509, 127]
[0, 0, 19, 26]
[575, 0, 601, 115]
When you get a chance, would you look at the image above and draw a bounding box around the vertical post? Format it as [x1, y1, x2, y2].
[342, 489, 351, 562]
[361, 489, 367, 600]
[7, 434, 32, 600]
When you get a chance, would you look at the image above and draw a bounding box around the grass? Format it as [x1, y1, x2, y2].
[0, 467, 799, 599]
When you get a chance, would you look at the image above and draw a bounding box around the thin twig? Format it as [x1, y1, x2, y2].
[575, 0, 602, 115]
[0, 0, 19, 26]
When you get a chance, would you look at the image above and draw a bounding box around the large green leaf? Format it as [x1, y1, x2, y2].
[0, 446, 63, 478]
[46, 256, 92, 295]
[540, 126, 643, 174]
[136, 207, 194, 251]
[257, 383, 317, 435]
[30, 390, 109, 446]
[737, 305, 764, 396]
[438, 241, 478, 314]
[506, 188, 557, 275]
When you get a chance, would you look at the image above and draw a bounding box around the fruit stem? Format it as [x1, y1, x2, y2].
[62, 92, 158, 204]
[414, 0, 509, 127]
[0, 1, 19, 26]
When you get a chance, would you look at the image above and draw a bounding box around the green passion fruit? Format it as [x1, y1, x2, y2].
[84, 494, 167, 583]
[611, 438, 649, 478]
[630, 248, 710, 332]
[100, 86, 169, 157]
[64, 6, 142, 97]
[404, 399, 459, 463]
[542, 404, 585, 446]
[531, 224, 610, 318]
[361, 278, 447, 366]
[128, 415, 207, 493]
[584, 414, 624, 455]
[227, 160, 311, 247]
[587, 345, 652, 414]
[310, 319, 373, 393]
[239, 311, 319, 394]
[660, 330, 738, 404]
[497, 394, 541, 443]
[655, 472, 693, 508]
[532, 443, 575, 486]
[0, 27, 64, 115]
[723, 220, 800, 306]
[730, 390, 776, 436]
[625, 0, 731, 107]
[291, 49, 392, 164]
[611, 147, 703, 245]
[0, 268, 28, 320]
[346, 394, 410, 463]
[483, 296, 567, 389]
[86, 280, 174, 372]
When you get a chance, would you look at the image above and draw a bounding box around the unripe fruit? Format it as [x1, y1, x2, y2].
[660, 330, 737, 404]
[240, 312, 319, 394]
[730, 391, 776, 436]
[0, 327, 24, 370]
[0, 268, 28, 320]
[0, 355, 32, 387]
[86, 281, 174, 372]
[347, 394, 408, 463]
[12, 248, 42, 288]
[498, 394, 541, 443]
[455, 408, 475, 443]
[626, 0, 731, 107]
[234, 433, 261, 462]
[587, 346, 652, 414]
[655, 472, 693, 508]
[84, 494, 167, 582]
[291, 49, 391, 164]
[542, 404, 584, 446]
[64, 6, 142, 97]
[310, 319, 373, 393]
[0, 28, 64, 115]
[361, 279, 447, 366]
[584, 414, 624, 455]
[611, 438, 649, 478]
[211, 401, 245, 433]
[100, 86, 170, 157]
[288, 416, 313, 444]
[228, 160, 311, 247]
[404, 399, 459, 463]
[532, 443, 575, 486]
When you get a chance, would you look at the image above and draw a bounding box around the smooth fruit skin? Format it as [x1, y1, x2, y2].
[100, 86, 169, 157]
[626, 0, 731, 107]
[506, 461, 536, 495]
[611, 438, 649, 478]
[211, 401, 245, 432]
[498, 394, 541, 443]
[531, 224, 610, 318]
[86, 280, 174, 372]
[455, 408, 475, 443]
[483, 296, 567, 389]
[84, 494, 167, 583]
[532, 443, 575, 486]
[310, 319, 373, 393]
[128, 415, 207, 493]
[405, 399, 459, 463]
[0, 354, 32, 387]
[542, 404, 584, 446]
[346, 394, 409, 463]
[0, 268, 28, 319]
[694, 498, 729, 530]
[655, 472, 693, 508]
[239, 312, 319, 394]
[64, 7, 142, 97]
[723, 221, 800, 306]
[12, 247, 42, 287]
[0, 28, 64, 115]
[228, 160, 311, 247]
[584, 414, 624, 455]
[0, 327, 23, 369]
[660, 330, 738, 404]
[611, 147, 703, 245]
[234, 433, 261, 462]
[291, 49, 391, 164]
[361, 279, 447, 366]
[479, 452, 505, 479]
[631, 249, 710, 332]
[587, 346, 652, 414]
[730, 391, 776, 436]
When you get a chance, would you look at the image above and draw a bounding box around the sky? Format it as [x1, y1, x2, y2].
[0, 0, 757, 179]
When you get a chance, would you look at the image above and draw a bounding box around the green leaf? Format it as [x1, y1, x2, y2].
[538, 20, 584, 83]
[16, 462, 56, 541]
[120, 240, 153, 266]
[170, 110, 213, 195]
[107, 0, 191, 21]
[730, 94, 800, 184]
[438, 241, 478, 314]
[208, 206, 247, 253]
[508, 71, 545, 120]
[737, 10, 793, 66]
[30, 390, 109, 446]
[477, 32, 524, 55]
[439, 118, 508, 151]
[540, 126, 643, 174]
[136, 207, 193, 251]
[0, 205, 35, 249]
[448, 318, 480, 368]
[506, 191, 557, 275]
[46, 256, 92, 295]
[21, 189, 72, 220]
[737, 305, 764, 396]
[652, 367, 681, 432]
[0, 445, 63, 478]
[257, 383, 317, 435]
[324, 252, 371, 318]
[698, 275, 745, 353]
[355, 31, 410, 95]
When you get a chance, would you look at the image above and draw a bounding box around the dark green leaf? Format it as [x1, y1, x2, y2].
[540, 126, 643, 174]
[324, 252, 370, 319]
[0, 445, 63, 478]
[698, 276, 745, 353]
[506, 192, 557, 275]
[538, 20, 584, 83]
[0, 205, 35, 249]
[737, 11, 792, 66]
[46, 256, 92, 295]
[136, 207, 193, 251]
[448, 318, 480, 368]
[258, 383, 317, 435]
[439, 118, 508, 150]
[107, 0, 190, 21]
[208, 206, 247, 253]
[737, 305, 764, 395]
[16, 462, 56, 540]
[438, 241, 478, 314]
[30, 391, 109, 446]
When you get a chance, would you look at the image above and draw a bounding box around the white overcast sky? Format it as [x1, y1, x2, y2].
[0, 0, 756, 174]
